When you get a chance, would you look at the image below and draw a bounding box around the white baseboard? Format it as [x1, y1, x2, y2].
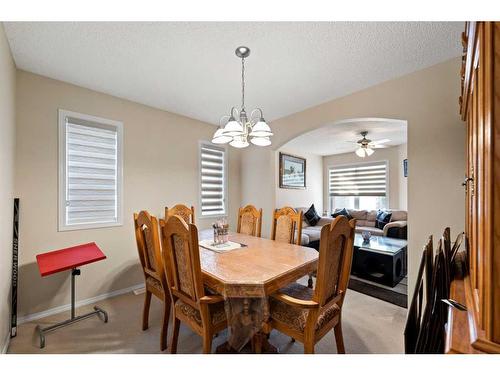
[17, 282, 145, 325]
[1, 331, 10, 354]
[133, 286, 145, 295]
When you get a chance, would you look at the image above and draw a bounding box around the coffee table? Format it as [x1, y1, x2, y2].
[351, 233, 408, 287]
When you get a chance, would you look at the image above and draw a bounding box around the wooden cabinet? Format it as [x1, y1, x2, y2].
[447, 21, 500, 354]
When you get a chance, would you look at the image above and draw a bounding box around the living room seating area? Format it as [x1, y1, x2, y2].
[297, 206, 407, 250]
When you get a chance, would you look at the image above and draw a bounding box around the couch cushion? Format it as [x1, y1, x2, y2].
[304, 204, 321, 226]
[366, 210, 378, 224]
[356, 219, 373, 227]
[294, 207, 311, 228]
[332, 207, 353, 220]
[355, 226, 384, 236]
[347, 209, 367, 221]
[375, 209, 392, 229]
[317, 217, 333, 226]
[302, 227, 321, 242]
[390, 210, 407, 222]
[297, 230, 310, 245]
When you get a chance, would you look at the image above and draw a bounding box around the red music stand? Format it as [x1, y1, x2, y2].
[35, 242, 108, 348]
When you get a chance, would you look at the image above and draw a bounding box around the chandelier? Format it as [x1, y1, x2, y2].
[211, 46, 273, 148]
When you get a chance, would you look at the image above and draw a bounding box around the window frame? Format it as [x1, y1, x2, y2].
[327, 160, 389, 213]
[58, 109, 124, 231]
[198, 141, 228, 218]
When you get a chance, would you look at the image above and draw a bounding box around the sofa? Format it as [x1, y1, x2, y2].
[295, 207, 407, 249]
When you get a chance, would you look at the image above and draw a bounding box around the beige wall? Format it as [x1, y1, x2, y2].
[240, 147, 275, 238]
[0, 24, 16, 350]
[322, 145, 407, 213]
[241, 58, 465, 297]
[397, 144, 408, 210]
[14, 71, 241, 317]
[276, 147, 323, 215]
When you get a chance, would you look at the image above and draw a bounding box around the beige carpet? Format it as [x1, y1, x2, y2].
[7, 283, 406, 354]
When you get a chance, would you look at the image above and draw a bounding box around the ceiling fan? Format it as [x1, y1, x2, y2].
[350, 131, 390, 157]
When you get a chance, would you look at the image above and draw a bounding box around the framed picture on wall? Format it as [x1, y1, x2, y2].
[279, 152, 306, 189]
[403, 159, 408, 177]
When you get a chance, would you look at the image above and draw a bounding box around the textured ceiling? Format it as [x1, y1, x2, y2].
[283, 118, 407, 156]
[4, 22, 463, 125]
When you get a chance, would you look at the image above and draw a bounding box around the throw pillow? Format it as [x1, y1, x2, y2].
[375, 209, 392, 230]
[331, 208, 353, 220]
[304, 204, 321, 226]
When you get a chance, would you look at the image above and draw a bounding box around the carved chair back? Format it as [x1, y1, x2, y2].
[271, 206, 303, 245]
[165, 204, 195, 225]
[237, 205, 263, 237]
[314, 216, 356, 308]
[134, 211, 167, 287]
[160, 215, 205, 307]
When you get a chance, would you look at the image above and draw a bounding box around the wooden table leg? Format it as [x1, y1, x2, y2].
[253, 331, 278, 354]
[215, 297, 278, 354]
[215, 331, 278, 354]
[215, 341, 238, 353]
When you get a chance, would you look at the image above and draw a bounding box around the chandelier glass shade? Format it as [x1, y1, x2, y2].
[212, 46, 273, 148]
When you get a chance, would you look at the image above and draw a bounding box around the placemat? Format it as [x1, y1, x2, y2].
[199, 239, 244, 253]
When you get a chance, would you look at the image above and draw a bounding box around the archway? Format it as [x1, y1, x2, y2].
[275, 117, 408, 306]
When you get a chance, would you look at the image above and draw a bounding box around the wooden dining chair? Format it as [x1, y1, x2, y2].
[404, 247, 427, 353]
[165, 204, 195, 225]
[159, 215, 227, 354]
[237, 204, 263, 237]
[133, 211, 171, 351]
[266, 215, 356, 354]
[271, 206, 303, 245]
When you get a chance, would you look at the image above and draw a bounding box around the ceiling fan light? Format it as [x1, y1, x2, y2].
[365, 148, 374, 156]
[250, 136, 271, 146]
[355, 148, 366, 158]
[229, 135, 249, 148]
[222, 117, 244, 136]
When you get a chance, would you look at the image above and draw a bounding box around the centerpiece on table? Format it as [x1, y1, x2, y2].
[212, 218, 229, 245]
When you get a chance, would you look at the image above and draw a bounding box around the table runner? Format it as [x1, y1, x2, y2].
[198, 230, 318, 351]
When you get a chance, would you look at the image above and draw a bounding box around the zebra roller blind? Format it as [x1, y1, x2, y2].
[329, 162, 387, 197]
[200, 144, 226, 216]
[59, 110, 123, 230]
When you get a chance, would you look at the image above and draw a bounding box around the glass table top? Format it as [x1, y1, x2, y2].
[354, 233, 408, 255]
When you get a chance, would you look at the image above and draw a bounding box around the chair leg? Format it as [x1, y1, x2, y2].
[202, 331, 213, 354]
[334, 320, 345, 354]
[160, 300, 170, 351]
[170, 317, 180, 354]
[142, 291, 152, 331]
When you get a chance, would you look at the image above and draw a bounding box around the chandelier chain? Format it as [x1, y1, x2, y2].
[241, 57, 245, 110]
[212, 46, 272, 148]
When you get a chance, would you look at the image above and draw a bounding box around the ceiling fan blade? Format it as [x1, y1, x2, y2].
[370, 138, 391, 145]
[371, 145, 389, 149]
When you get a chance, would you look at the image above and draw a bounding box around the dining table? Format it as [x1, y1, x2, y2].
[197, 229, 319, 353]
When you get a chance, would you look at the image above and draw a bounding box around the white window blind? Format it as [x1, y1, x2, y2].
[329, 162, 387, 197]
[59, 110, 123, 231]
[200, 144, 226, 216]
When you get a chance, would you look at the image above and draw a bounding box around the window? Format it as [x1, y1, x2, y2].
[199, 143, 227, 217]
[329, 161, 387, 212]
[58, 110, 123, 231]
